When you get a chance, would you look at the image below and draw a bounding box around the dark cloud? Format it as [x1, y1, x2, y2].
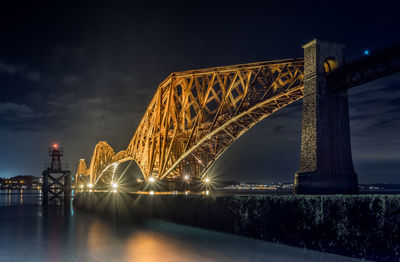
[347, 74, 400, 183]
[0, 102, 37, 119]
[0, 59, 42, 84]
[26, 71, 41, 82]
[61, 74, 80, 85]
[0, 60, 19, 75]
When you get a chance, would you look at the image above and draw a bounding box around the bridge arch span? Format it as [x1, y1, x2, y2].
[80, 58, 305, 183]
[125, 59, 304, 180]
[85, 142, 144, 184]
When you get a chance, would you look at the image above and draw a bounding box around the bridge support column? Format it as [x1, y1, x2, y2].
[294, 39, 358, 194]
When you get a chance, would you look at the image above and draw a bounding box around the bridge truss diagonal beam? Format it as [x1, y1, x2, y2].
[80, 58, 305, 184]
[128, 59, 304, 181]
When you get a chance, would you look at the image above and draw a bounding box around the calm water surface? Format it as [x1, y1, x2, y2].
[0, 190, 362, 262]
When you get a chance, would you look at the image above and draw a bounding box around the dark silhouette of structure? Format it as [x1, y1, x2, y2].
[42, 144, 72, 205]
[295, 40, 357, 193]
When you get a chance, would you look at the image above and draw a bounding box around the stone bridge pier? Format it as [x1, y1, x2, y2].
[295, 39, 358, 193]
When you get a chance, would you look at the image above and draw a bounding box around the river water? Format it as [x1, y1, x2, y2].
[0, 190, 362, 262]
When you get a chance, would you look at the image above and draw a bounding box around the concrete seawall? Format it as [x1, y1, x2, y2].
[73, 192, 400, 261]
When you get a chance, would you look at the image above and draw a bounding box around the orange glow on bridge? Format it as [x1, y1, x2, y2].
[76, 58, 305, 187]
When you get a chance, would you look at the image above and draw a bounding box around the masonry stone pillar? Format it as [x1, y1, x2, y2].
[294, 39, 358, 194]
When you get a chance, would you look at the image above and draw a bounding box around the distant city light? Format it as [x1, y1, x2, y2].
[112, 182, 118, 189]
[80, 185, 84, 189]
[205, 190, 209, 195]
[204, 178, 210, 183]
[149, 190, 154, 195]
[88, 183, 93, 188]
[184, 175, 189, 180]
[149, 177, 155, 183]
[185, 190, 189, 195]
[364, 50, 370, 55]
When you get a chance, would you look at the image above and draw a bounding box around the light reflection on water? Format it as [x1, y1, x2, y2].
[0, 192, 361, 262]
[0, 189, 42, 206]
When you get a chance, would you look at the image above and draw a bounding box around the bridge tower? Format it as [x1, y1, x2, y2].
[295, 39, 358, 193]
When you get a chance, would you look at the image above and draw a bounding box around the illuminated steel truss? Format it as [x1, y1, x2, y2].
[78, 58, 305, 184]
[76, 159, 88, 185]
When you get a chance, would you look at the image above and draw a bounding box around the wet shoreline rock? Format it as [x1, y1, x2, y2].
[74, 193, 400, 261]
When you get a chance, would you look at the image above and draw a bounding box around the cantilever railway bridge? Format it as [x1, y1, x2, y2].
[76, 39, 400, 193]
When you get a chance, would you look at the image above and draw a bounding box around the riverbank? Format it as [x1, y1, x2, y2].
[74, 192, 400, 261]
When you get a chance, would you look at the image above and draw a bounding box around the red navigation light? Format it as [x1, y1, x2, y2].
[53, 143, 58, 149]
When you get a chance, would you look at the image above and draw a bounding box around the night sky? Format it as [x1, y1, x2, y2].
[0, 1, 399, 183]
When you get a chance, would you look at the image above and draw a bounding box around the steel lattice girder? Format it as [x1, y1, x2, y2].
[78, 42, 400, 184]
[75, 159, 88, 184]
[327, 42, 400, 91]
[81, 58, 305, 183]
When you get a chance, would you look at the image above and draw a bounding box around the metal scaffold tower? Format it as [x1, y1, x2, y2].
[42, 143, 72, 205]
